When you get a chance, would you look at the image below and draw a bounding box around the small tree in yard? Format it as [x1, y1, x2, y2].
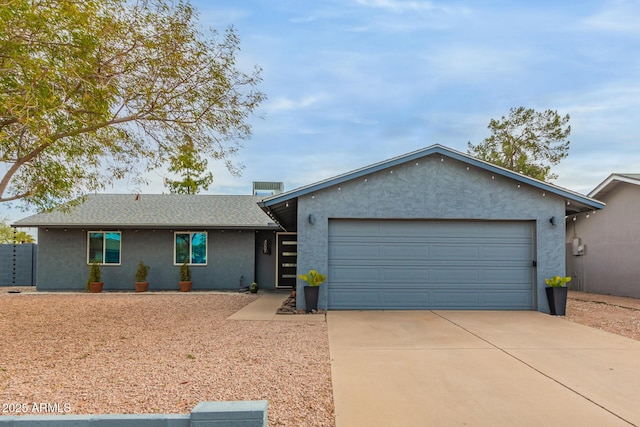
[165, 136, 214, 195]
[0, 218, 35, 243]
[468, 107, 571, 181]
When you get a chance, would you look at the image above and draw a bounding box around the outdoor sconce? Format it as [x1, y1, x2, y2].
[308, 214, 316, 225]
[549, 216, 556, 226]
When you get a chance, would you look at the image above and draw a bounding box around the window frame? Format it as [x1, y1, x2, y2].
[173, 231, 208, 266]
[87, 231, 122, 265]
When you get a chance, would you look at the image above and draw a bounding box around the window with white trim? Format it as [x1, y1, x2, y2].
[87, 231, 121, 265]
[174, 232, 207, 265]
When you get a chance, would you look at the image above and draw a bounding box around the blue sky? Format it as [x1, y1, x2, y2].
[3, 0, 640, 223]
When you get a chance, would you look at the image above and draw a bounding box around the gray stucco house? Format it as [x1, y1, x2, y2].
[566, 173, 640, 298]
[259, 145, 604, 312]
[15, 145, 604, 312]
[14, 195, 280, 291]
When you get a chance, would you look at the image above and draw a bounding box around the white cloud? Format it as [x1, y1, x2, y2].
[425, 45, 530, 83]
[555, 81, 640, 140]
[354, 0, 436, 13]
[348, 0, 472, 32]
[555, 151, 640, 195]
[289, 15, 317, 24]
[265, 94, 329, 113]
[195, 7, 253, 28]
[582, 0, 640, 34]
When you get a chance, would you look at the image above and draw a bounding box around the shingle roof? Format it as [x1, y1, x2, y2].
[13, 194, 278, 229]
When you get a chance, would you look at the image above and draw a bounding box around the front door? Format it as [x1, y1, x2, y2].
[276, 232, 297, 288]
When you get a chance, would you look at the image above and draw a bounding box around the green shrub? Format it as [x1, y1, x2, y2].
[545, 276, 571, 287]
[180, 261, 191, 281]
[298, 269, 326, 287]
[135, 261, 150, 282]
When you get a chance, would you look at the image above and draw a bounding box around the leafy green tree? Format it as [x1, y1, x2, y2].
[165, 136, 214, 194]
[0, 0, 264, 210]
[0, 218, 35, 243]
[468, 107, 571, 181]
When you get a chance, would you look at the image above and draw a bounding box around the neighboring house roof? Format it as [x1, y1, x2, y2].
[13, 194, 278, 229]
[259, 144, 605, 231]
[588, 173, 640, 199]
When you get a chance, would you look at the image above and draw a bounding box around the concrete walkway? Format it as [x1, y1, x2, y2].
[328, 310, 640, 427]
[227, 291, 325, 322]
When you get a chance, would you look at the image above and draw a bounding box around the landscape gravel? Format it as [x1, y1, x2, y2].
[0, 290, 334, 426]
[566, 290, 640, 341]
[2, 287, 639, 427]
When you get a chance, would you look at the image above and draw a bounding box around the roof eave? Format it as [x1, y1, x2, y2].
[262, 144, 605, 212]
[588, 174, 640, 199]
[12, 223, 280, 230]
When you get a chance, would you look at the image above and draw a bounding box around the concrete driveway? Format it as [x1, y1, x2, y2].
[328, 311, 640, 427]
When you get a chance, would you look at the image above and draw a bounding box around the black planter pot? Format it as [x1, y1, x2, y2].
[546, 286, 568, 316]
[304, 286, 320, 313]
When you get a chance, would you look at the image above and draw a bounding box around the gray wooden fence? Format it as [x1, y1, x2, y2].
[0, 244, 37, 287]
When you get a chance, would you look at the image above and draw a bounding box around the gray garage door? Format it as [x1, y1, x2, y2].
[328, 220, 534, 310]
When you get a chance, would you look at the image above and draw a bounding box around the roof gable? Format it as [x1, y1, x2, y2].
[589, 173, 640, 199]
[260, 145, 604, 228]
[13, 194, 277, 229]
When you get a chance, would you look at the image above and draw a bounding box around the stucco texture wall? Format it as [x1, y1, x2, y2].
[295, 155, 567, 312]
[567, 183, 640, 298]
[35, 228, 256, 291]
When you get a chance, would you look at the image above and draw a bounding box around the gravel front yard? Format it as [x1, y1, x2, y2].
[566, 290, 640, 341]
[1, 288, 639, 426]
[0, 291, 334, 426]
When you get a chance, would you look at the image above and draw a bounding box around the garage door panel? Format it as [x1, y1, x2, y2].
[429, 244, 479, 260]
[328, 219, 534, 310]
[479, 267, 532, 284]
[479, 291, 533, 308]
[333, 265, 532, 284]
[428, 267, 480, 282]
[480, 244, 532, 260]
[432, 291, 482, 306]
[330, 242, 380, 258]
[381, 244, 430, 259]
[330, 220, 381, 236]
[381, 267, 429, 282]
[328, 290, 532, 310]
[331, 266, 380, 282]
[377, 221, 431, 237]
[477, 221, 532, 237]
[424, 222, 481, 237]
[328, 286, 534, 308]
[329, 280, 530, 290]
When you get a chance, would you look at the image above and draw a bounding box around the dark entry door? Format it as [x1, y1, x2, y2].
[276, 232, 297, 288]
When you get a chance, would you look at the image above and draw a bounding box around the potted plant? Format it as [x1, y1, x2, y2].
[87, 262, 103, 293]
[298, 269, 326, 313]
[545, 276, 571, 315]
[134, 261, 150, 292]
[179, 261, 192, 292]
[250, 282, 258, 293]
